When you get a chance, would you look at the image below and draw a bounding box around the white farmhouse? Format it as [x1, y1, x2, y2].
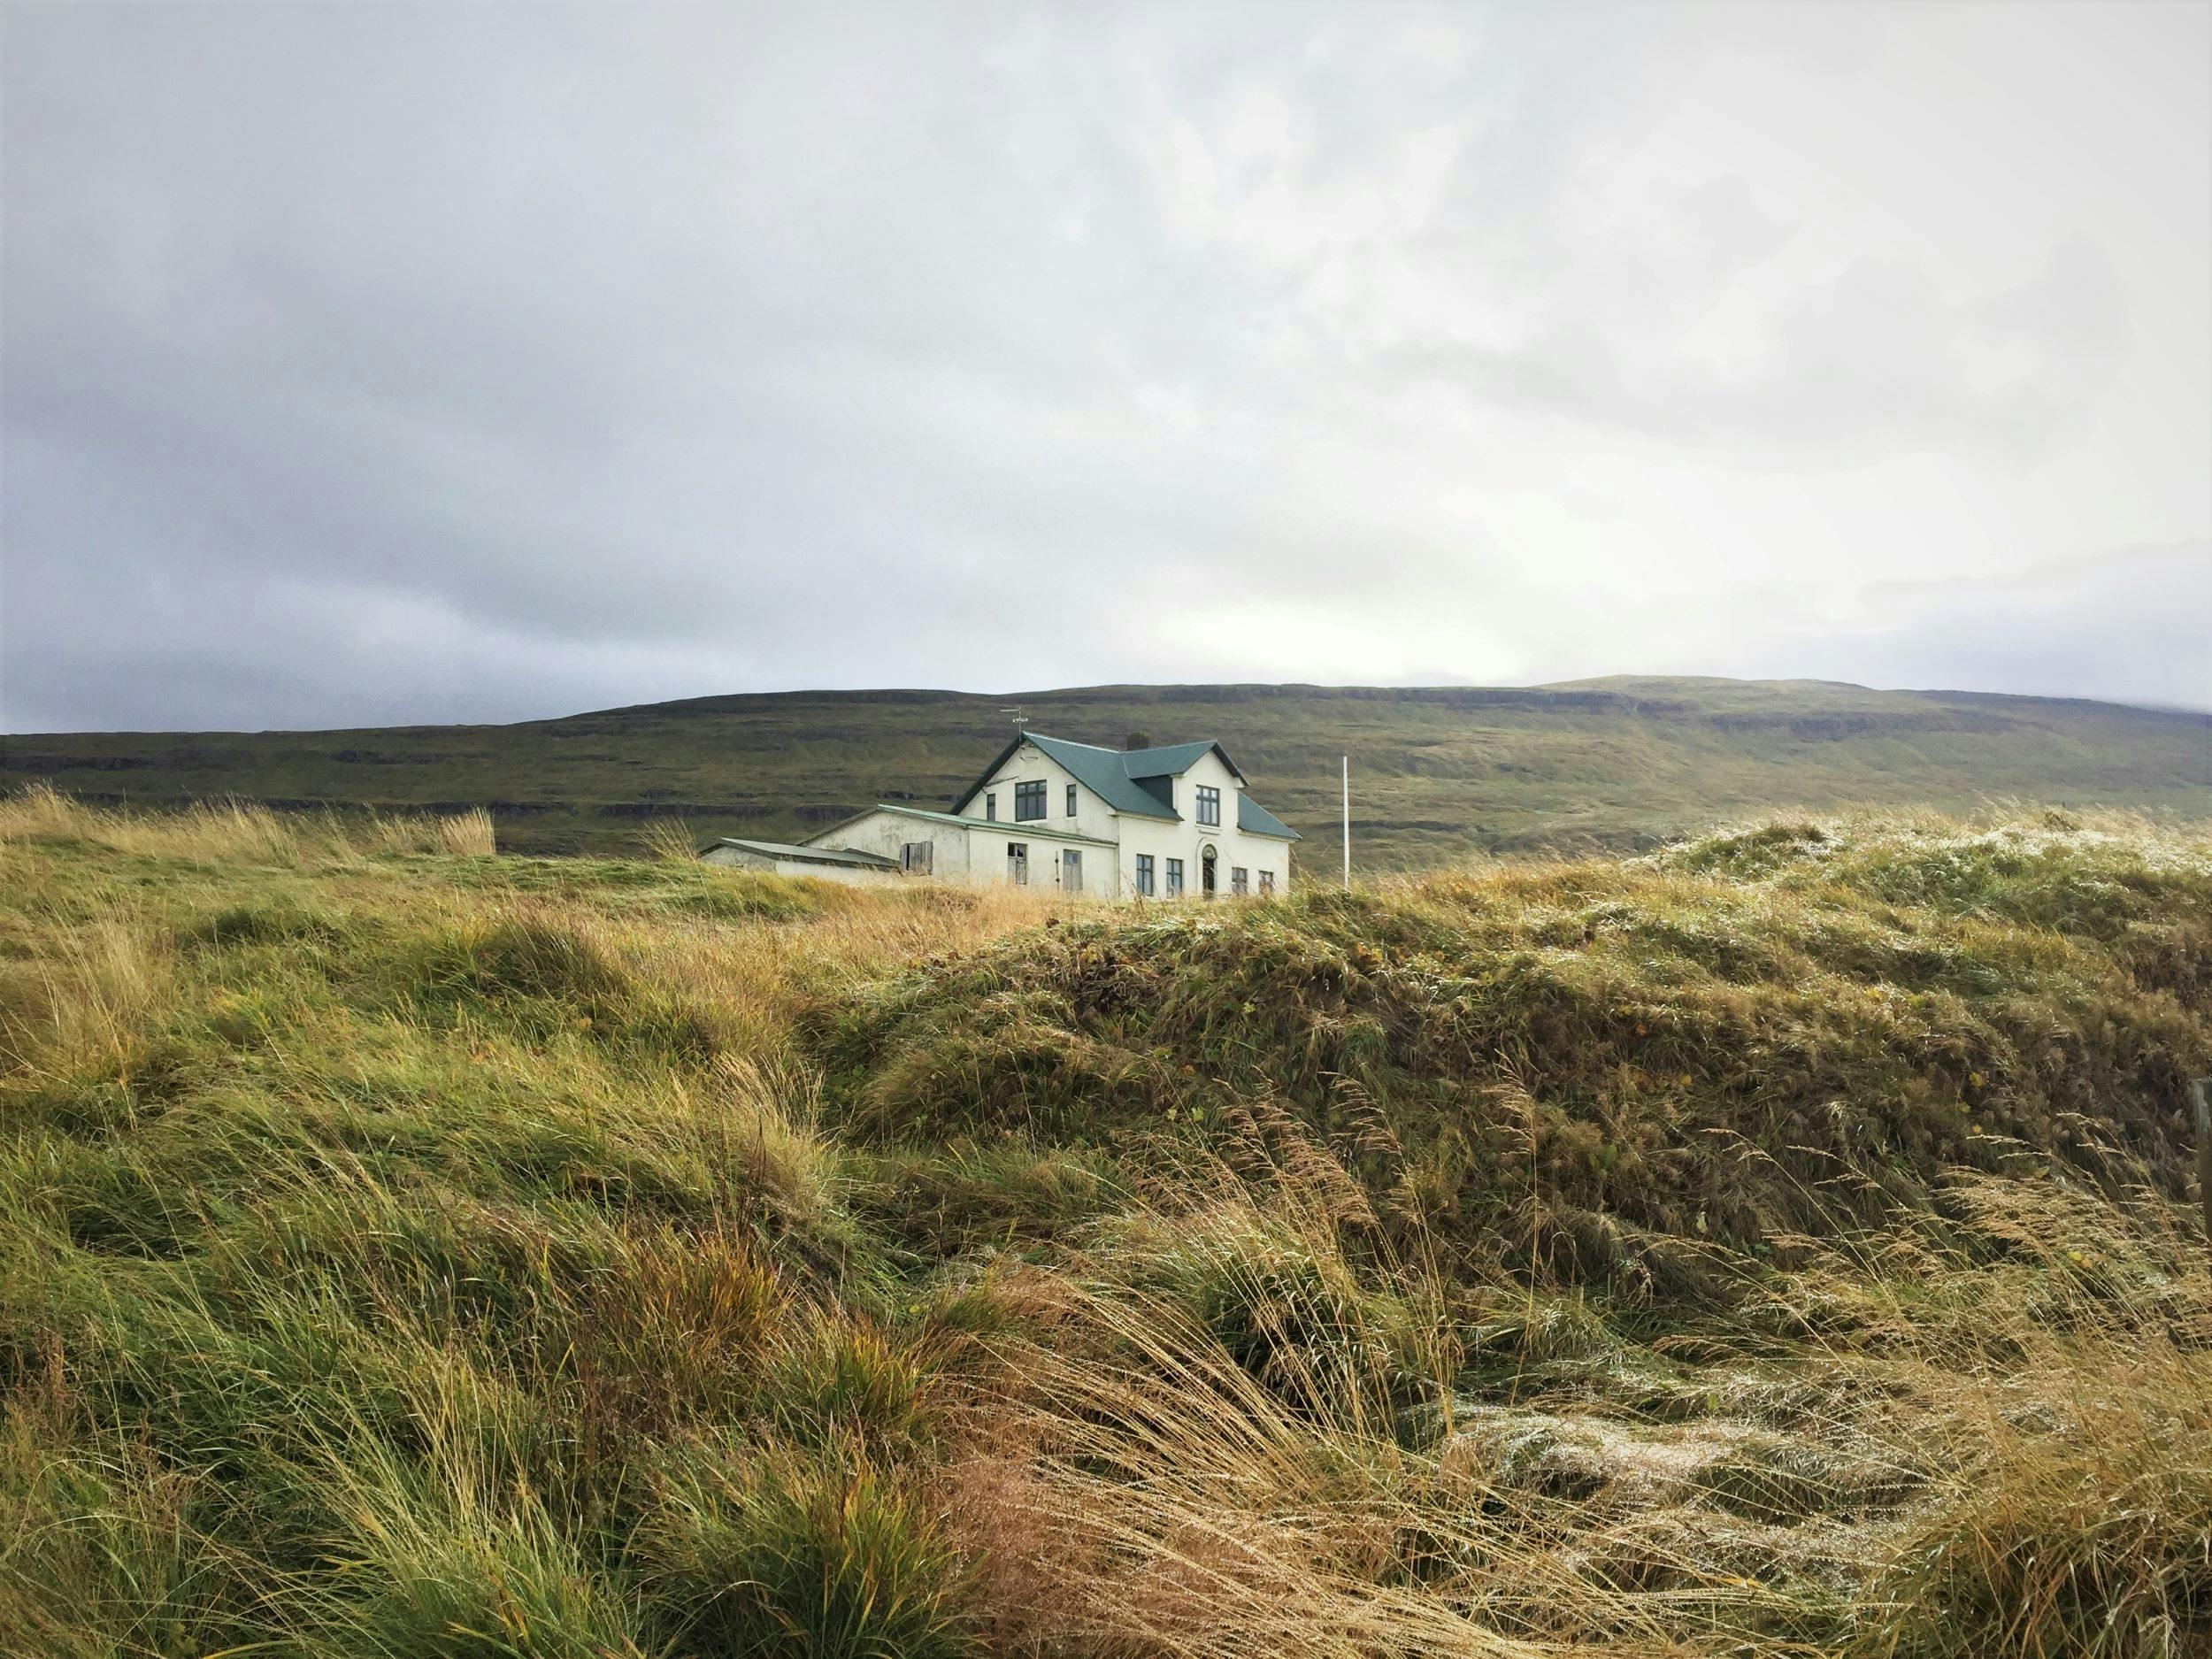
[700, 731, 1299, 898]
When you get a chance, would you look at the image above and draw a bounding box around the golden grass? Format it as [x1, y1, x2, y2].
[0, 780, 495, 863]
[0, 916, 173, 1091]
[941, 1168, 2212, 1658]
[637, 818, 702, 863]
[3, 785, 2208, 1656]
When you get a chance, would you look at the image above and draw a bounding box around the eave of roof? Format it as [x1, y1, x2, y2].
[807, 803, 1120, 849]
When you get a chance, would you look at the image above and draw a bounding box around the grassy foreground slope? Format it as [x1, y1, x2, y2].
[3, 787, 2210, 1656]
[7, 677, 2209, 865]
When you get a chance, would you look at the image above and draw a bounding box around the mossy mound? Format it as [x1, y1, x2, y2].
[816, 815, 2212, 1283]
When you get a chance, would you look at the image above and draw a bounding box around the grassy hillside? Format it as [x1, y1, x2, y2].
[5, 677, 2208, 867]
[4, 787, 2209, 1656]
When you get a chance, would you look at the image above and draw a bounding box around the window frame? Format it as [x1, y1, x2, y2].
[1134, 854, 1155, 896]
[1164, 857, 1184, 897]
[1231, 865, 1248, 895]
[1014, 780, 1047, 822]
[985, 791, 997, 822]
[1258, 870, 1274, 896]
[1195, 785, 1221, 827]
[1065, 782, 1078, 818]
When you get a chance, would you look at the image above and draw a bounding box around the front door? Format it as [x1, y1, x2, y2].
[1201, 846, 1217, 899]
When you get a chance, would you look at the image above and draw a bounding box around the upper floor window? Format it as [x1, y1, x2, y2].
[1014, 780, 1047, 821]
[985, 792, 997, 822]
[1195, 785, 1221, 827]
[1065, 783, 1078, 817]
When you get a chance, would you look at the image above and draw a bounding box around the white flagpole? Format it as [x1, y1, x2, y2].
[1341, 755, 1350, 891]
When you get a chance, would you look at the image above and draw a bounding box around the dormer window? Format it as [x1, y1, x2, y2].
[1014, 780, 1047, 821]
[1195, 785, 1220, 827]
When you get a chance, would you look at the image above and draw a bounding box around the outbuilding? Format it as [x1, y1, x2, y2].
[696, 837, 902, 884]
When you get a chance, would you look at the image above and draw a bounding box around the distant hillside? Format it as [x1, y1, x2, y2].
[4, 678, 2208, 867]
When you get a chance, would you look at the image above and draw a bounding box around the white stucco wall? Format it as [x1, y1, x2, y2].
[969, 816, 1119, 896]
[1179, 750, 1294, 897]
[806, 810, 976, 881]
[810, 806, 1119, 896]
[1113, 815, 1183, 897]
[1106, 751, 1292, 898]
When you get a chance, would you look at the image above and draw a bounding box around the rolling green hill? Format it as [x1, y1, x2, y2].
[5, 677, 2207, 866]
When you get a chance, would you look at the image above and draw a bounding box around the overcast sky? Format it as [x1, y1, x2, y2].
[4, 1, 2208, 732]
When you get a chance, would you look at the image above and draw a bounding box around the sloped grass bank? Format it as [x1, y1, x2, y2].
[816, 812, 2211, 1279]
[2, 790, 2208, 1657]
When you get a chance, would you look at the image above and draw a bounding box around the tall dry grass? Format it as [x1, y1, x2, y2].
[944, 1167, 2212, 1658]
[637, 818, 701, 863]
[0, 781, 495, 863]
[0, 918, 173, 1091]
[2, 794, 2208, 1656]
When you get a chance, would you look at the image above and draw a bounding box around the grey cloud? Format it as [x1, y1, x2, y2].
[1384, 220, 2134, 463]
[1813, 542, 2212, 713]
[4, 0, 2206, 731]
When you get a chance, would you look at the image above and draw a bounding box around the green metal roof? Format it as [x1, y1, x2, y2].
[1120, 739, 1243, 783]
[1237, 795, 1299, 841]
[949, 732, 1296, 841]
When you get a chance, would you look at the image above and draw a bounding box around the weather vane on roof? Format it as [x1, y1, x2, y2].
[1002, 706, 1028, 728]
